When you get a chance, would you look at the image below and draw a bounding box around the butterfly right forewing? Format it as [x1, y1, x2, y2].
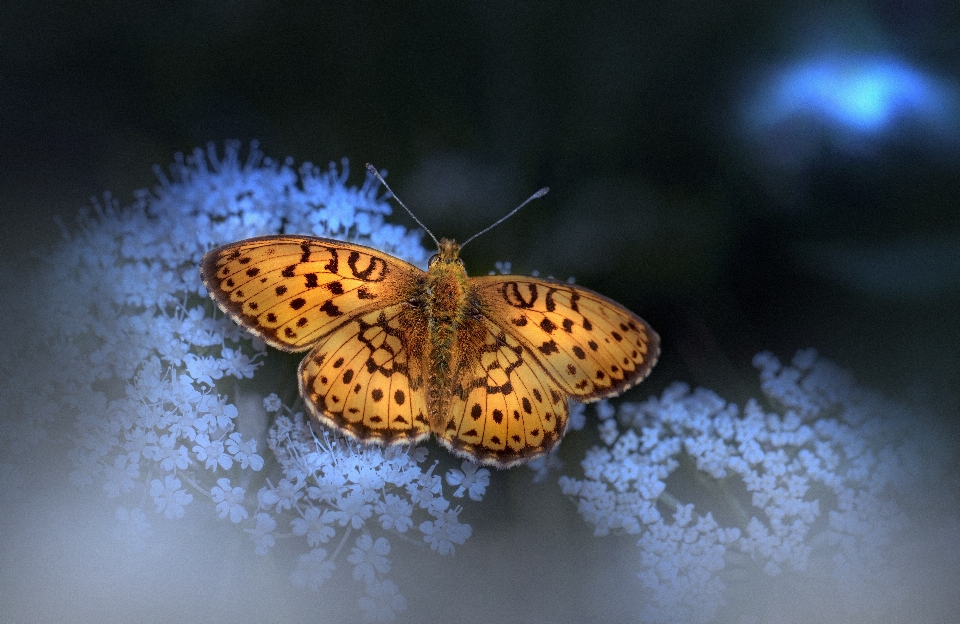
[471, 274, 659, 401]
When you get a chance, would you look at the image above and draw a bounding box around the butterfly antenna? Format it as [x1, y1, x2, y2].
[460, 186, 549, 249]
[365, 163, 440, 249]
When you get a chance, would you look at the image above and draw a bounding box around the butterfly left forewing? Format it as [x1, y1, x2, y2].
[472, 275, 659, 401]
[200, 235, 423, 351]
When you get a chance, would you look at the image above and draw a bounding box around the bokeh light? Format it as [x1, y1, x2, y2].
[744, 52, 958, 156]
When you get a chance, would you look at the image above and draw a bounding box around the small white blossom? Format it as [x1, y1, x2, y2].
[226, 432, 263, 470]
[192, 434, 232, 471]
[150, 474, 193, 519]
[262, 393, 283, 412]
[183, 353, 224, 386]
[291, 548, 336, 591]
[374, 494, 414, 533]
[211, 477, 248, 523]
[102, 453, 140, 498]
[245, 512, 277, 555]
[218, 347, 260, 379]
[445, 461, 490, 501]
[348, 534, 392, 584]
[291, 506, 336, 546]
[358, 579, 408, 623]
[419, 506, 472, 555]
[337, 489, 376, 529]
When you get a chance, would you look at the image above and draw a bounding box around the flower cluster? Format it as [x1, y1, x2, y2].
[560, 349, 948, 623]
[259, 405, 481, 620]
[16, 142, 487, 621]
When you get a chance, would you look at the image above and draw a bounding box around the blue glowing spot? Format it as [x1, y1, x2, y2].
[753, 55, 950, 134]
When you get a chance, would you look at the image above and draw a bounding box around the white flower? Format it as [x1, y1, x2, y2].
[358, 579, 408, 623]
[149, 474, 193, 519]
[219, 347, 260, 379]
[197, 395, 239, 432]
[211, 478, 248, 523]
[445, 461, 490, 501]
[262, 393, 283, 412]
[290, 506, 336, 546]
[102, 453, 140, 498]
[143, 433, 191, 472]
[337, 489, 376, 529]
[183, 353, 224, 386]
[348, 534, 392, 584]
[374, 494, 414, 533]
[261, 476, 305, 512]
[245, 512, 277, 555]
[192, 434, 232, 471]
[419, 506, 472, 556]
[290, 548, 336, 590]
[226, 432, 263, 471]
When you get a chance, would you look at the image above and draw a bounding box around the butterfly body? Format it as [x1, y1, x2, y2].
[423, 239, 471, 413]
[201, 234, 658, 468]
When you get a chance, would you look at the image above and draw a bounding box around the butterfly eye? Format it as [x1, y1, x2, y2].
[428, 253, 440, 266]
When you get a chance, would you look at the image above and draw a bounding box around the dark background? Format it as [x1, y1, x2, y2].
[2, 0, 959, 408]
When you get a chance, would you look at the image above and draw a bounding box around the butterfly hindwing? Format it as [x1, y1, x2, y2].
[472, 275, 659, 401]
[439, 315, 568, 467]
[200, 235, 423, 351]
[299, 304, 432, 444]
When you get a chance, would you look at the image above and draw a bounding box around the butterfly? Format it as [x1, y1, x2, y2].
[200, 167, 659, 468]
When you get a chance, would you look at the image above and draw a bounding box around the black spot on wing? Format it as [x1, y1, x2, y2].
[319, 300, 343, 317]
[539, 318, 557, 333]
[538, 340, 559, 355]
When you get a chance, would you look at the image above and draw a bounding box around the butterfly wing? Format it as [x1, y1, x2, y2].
[438, 314, 569, 468]
[299, 303, 432, 445]
[471, 275, 659, 400]
[200, 235, 424, 351]
[202, 235, 432, 444]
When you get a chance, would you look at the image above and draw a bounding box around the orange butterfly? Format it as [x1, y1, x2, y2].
[200, 167, 659, 468]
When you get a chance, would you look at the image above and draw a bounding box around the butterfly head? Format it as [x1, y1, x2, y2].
[431, 238, 463, 266]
